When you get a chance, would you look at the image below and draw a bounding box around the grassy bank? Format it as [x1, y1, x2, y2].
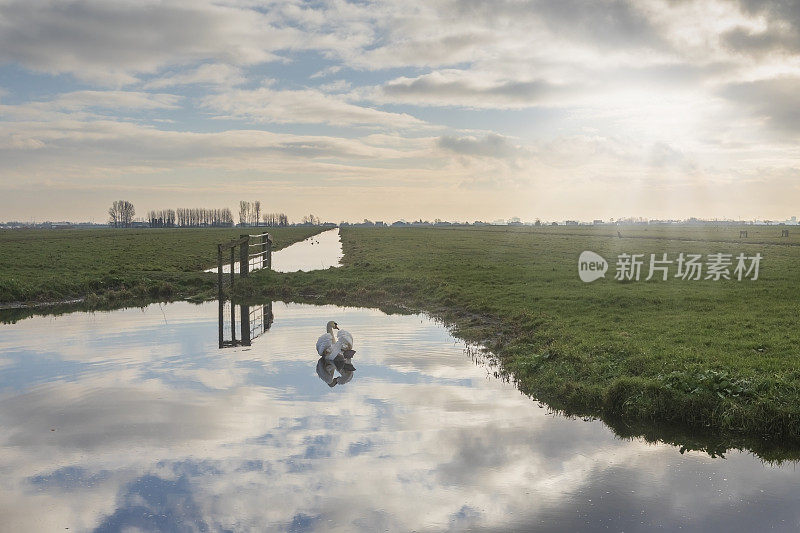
[0, 227, 325, 305]
[241, 225, 800, 459]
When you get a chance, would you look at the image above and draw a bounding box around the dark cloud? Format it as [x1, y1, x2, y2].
[450, 0, 666, 50]
[438, 134, 525, 158]
[0, 0, 285, 82]
[720, 76, 800, 135]
[382, 74, 561, 107]
[722, 0, 800, 55]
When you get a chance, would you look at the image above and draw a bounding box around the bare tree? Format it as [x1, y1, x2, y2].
[108, 204, 119, 228]
[161, 207, 233, 227]
[254, 201, 261, 227]
[108, 200, 135, 228]
[239, 201, 249, 226]
[263, 212, 289, 226]
[121, 201, 135, 227]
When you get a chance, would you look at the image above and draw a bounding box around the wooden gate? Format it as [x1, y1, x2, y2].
[217, 232, 272, 348]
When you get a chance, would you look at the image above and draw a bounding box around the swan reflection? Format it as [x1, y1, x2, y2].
[316, 354, 356, 388]
[315, 320, 356, 387]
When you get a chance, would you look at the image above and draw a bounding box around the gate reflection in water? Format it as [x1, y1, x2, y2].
[218, 301, 273, 348]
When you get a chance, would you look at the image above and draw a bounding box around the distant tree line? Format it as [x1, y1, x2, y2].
[147, 207, 233, 228]
[108, 200, 135, 228]
[238, 200, 289, 227]
[262, 212, 289, 226]
[109, 199, 294, 229]
[147, 209, 176, 227]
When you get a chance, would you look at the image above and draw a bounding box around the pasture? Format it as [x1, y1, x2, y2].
[250, 225, 800, 455]
[0, 226, 325, 305]
[4, 223, 800, 454]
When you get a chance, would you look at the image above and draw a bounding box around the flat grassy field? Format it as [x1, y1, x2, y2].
[0, 227, 325, 305]
[246, 225, 800, 457]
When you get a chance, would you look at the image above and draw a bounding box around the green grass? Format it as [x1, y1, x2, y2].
[241, 225, 800, 459]
[0, 227, 325, 305]
[4, 223, 800, 458]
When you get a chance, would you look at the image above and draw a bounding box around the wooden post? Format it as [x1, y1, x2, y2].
[261, 233, 268, 270]
[265, 301, 274, 330]
[241, 304, 251, 346]
[217, 244, 223, 349]
[240, 234, 249, 277]
[230, 246, 236, 344]
[230, 247, 235, 286]
[266, 234, 272, 270]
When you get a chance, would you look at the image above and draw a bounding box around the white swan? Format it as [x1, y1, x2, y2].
[316, 321, 355, 361]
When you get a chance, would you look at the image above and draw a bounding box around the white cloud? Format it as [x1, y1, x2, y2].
[310, 65, 342, 79]
[369, 70, 567, 109]
[437, 133, 527, 159]
[143, 64, 246, 89]
[0, 91, 181, 123]
[0, 0, 799, 221]
[201, 85, 426, 128]
[0, 0, 295, 84]
[318, 79, 352, 93]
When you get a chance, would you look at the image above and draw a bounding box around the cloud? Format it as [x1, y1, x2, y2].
[375, 70, 564, 109]
[721, 0, 800, 56]
[0, 121, 396, 163]
[0, 0, 798, 221]
[332, 0, 670, 71]
[0, 0, 294, 84]
[143, 64, 245, 89]
[720, 76, 800, 136]
[53, 91, 181, 110]
[0, 91, 181, 122]
[318, 80, 352, 93]
[437, 134, 526, 158]
[201, 86, 426, 128]
[2, 302, 799, 532]
[474, 0, 664, 49]
[310, 65, 342, 79]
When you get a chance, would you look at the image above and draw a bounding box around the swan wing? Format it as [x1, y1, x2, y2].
[337, 330, 354, 350]
[325, 339, 344, 361]
[316, 333, 334, 356]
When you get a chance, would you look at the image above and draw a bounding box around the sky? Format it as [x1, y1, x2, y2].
[0, 0, 799, 224]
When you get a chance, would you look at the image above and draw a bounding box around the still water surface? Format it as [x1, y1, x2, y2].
[0, 301, 799, 531]
[271, 228, 343, 273]
[207, 228, 343, 274]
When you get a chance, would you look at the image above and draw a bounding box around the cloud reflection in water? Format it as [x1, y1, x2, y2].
[0, 302, 798, 531]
